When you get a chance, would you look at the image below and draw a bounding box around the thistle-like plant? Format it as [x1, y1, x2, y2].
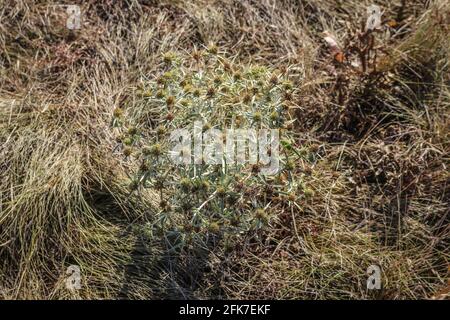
[112, 47, 309, 252]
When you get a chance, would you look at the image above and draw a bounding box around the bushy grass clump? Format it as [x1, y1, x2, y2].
[113, 49, 314, 258]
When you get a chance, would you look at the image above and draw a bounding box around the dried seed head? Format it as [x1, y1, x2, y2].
[235, 116, 242, 128]
[234, 179, 245, 191]
[128, 127, 138, 135]
[113, 107, 123, 118]
[123, 147, 133, 157]
[139, 161, 149, 171]
[154, 178, 165, 190]
[163, 51, 176, 64]
[166, 112, 174, 121]
[156, 125, 166, 136]
[199, 180, 210, 192]
[162, 71, 174, 80]
[159, 199, 171, 211]
[143, 90, 153, 98]
[202, 122, 212, 132]
[183, 84, 193, 94]
[284, 91, 293, 101]
[180, 99, 190, 107]
[254, 208, 268, 222]
[275, 174, 287, 185]
[285, 160, 295, 171]
[269, 111, 279, 122]
[288, 192, 296, 202]
[192, 49, 203, 62]
[283, 80, 293, 91]
[180, 178, 191, 192]
[207, 43, 218, 55]
[123, 137, 133, 146]
[252, 111, 262, 122]
[216, 186, 226, 197]
[156, 77, 166, 86]
[213, 76, 222, 85]
[149, 143, 162, 156]
[223, 60, 232, 71]
[264, 185, 274, 196]
[251, 163, 261, 173]
[207, 87, 216, 98]
[208, 222, 220, 234]
[179, 79, 188, 87]
[166, 95, 176, 107]
[269, 74, 279, 85]
[156, 89, 165, 99]
[242, 93, 252, 104]
[281, 101, 290, 111]
[304, 187, 314, 197]
[309, 143, 320, 152]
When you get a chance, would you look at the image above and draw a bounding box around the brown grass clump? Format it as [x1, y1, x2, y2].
[0, 0, 448, 299]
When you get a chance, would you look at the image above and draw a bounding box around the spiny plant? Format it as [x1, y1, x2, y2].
[112, 47, 313, 253]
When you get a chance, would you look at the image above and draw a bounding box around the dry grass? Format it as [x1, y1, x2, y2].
[0, 0, 448, 299]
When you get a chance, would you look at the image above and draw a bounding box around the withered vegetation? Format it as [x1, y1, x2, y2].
[0, 0, 448, 299]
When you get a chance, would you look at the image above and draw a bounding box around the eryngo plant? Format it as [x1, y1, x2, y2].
[112, 47, 307, 251]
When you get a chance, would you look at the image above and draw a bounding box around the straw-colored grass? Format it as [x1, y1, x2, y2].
[0, 0, 448, 299]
